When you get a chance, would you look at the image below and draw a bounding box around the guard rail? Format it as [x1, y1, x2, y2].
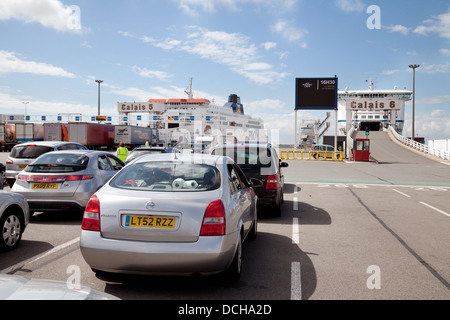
[389, 126, 450, 161]
[280, 150, 343, 161]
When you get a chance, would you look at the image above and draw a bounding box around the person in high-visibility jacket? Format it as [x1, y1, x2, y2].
[116, 142, 128, 162]
[145, 140, 150, 147]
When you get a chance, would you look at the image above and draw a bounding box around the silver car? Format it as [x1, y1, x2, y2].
[11, 150, 124, 213]
[80, 153, 260, 281]
[0, 190, 30, 251]
[0, 274, 119, 300]
[5, 141, 88, 187]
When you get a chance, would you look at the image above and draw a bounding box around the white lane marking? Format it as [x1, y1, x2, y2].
[0, 237, 80, 274]
[296, 182, 450, 190]
[291, 261, 302, 300]
[419, 202, 450, 217]
[392, 188, 411, 198]
[293, 197, 298, 211]
[292, 217, 299, 244]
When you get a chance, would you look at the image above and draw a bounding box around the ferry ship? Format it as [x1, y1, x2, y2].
[147, 79, 265, 146]
[337, 80, 412, 136]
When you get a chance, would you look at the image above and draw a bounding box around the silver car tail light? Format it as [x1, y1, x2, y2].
[82, 195, 101, 231]
[200, 199, 226, 236]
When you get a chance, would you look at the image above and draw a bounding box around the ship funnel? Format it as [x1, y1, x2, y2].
[225, 94, 244, 114]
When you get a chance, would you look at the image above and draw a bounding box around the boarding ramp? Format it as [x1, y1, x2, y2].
[359, 129, 448, 164]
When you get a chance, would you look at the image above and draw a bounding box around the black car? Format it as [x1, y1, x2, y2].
[212, 143, 288, 216]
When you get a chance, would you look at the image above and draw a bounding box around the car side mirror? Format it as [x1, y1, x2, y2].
[249, 178, 264, 188]
[280, 162, 288, 168]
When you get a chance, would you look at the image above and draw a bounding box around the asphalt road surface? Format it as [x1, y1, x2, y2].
[0, 140, 449, 302]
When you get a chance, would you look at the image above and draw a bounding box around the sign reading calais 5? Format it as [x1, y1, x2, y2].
[117, 102, 165, 113]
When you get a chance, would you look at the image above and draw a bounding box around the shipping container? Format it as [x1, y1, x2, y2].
[114, 125, 152, 148]
[44, 123, 70, 141]
[69, 123, 115, 149]
[33, 123, 44, 141]
[15, 123, 34, 142]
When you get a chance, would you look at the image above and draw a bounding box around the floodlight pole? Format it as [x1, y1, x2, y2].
[408, 65, 419, 141]
[95, 80, 103, 116]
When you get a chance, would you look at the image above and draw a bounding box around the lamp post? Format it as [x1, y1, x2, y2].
[95, 80, 103, 116]
[408, 64, 419, 141]
[22, 101, 29, 119]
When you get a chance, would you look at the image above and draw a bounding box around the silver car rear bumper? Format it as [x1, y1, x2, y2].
[80, 230, 238, 276]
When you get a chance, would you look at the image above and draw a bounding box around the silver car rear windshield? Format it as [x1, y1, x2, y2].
[111, 162, 221, 192]
[25, 154, 89, 173]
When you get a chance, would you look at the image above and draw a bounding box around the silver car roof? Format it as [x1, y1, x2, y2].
[133, 153, 229, 166]
[33, 150, 109, 157]
[13, 141, 84, 148]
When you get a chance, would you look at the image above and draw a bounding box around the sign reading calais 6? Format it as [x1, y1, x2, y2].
[350, 101, 397, 109]
[117, 102, 165, 113]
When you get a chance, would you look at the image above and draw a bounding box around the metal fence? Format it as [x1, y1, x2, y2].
[280, 150, 343, 161]
[389, 126, 450, 161]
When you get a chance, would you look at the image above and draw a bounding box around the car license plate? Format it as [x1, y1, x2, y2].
[18, 165, 27, 169]
[124, 215, 176, 229]
[32, 183, 58, 190]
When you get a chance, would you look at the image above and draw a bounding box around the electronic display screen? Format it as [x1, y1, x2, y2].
[295, 78, 338, 110]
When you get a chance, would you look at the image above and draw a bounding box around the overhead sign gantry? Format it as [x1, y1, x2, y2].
[294, 77, 339, 150]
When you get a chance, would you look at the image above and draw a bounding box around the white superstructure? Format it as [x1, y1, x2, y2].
[337, 81, 412, 136]
[118, 80, 265, 146]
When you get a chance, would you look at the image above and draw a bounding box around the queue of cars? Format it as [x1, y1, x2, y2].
[1, 140, 288, 282]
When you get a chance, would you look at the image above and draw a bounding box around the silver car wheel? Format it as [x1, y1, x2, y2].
[223, 232, 242, 282]
[2, 214, 22, 248]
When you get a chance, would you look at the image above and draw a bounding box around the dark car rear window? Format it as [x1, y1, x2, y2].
[25, 154, 89, 173]
[11, 145, 54, 159]
[111, 161, 221, 192]
[213, 147, 272, 169]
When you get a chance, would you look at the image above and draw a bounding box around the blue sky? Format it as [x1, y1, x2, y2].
[0, 0, 449, 143]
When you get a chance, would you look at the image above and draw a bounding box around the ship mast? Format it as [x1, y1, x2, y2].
[367, 78, 376, 91]
[184, 78, 194, 99]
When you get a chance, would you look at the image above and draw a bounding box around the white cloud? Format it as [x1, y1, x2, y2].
[126, 26, 289, 85]
[272, 20, 308, 46]
[262, 42, 277, 50]
[110, 87, 155, 102]
[439, 48, 450, 56]
[420, 63, 450, 74]
[0, 92, 95, 116]
[406, 109, 450, 140]
[246, 99, 287, 113]
[419, 95, 450, 105]
[0, 0, 83, 34]
[111, 84, 227, 105]
[386, 25, 410, 35]
[381, 69, 400, 75]
[414, 9, 450, 39]
[0, 51, 76, 78]
[174, 0, 298, 16]
[334, 0, 365, 13]
[132, 66, 173, 81]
